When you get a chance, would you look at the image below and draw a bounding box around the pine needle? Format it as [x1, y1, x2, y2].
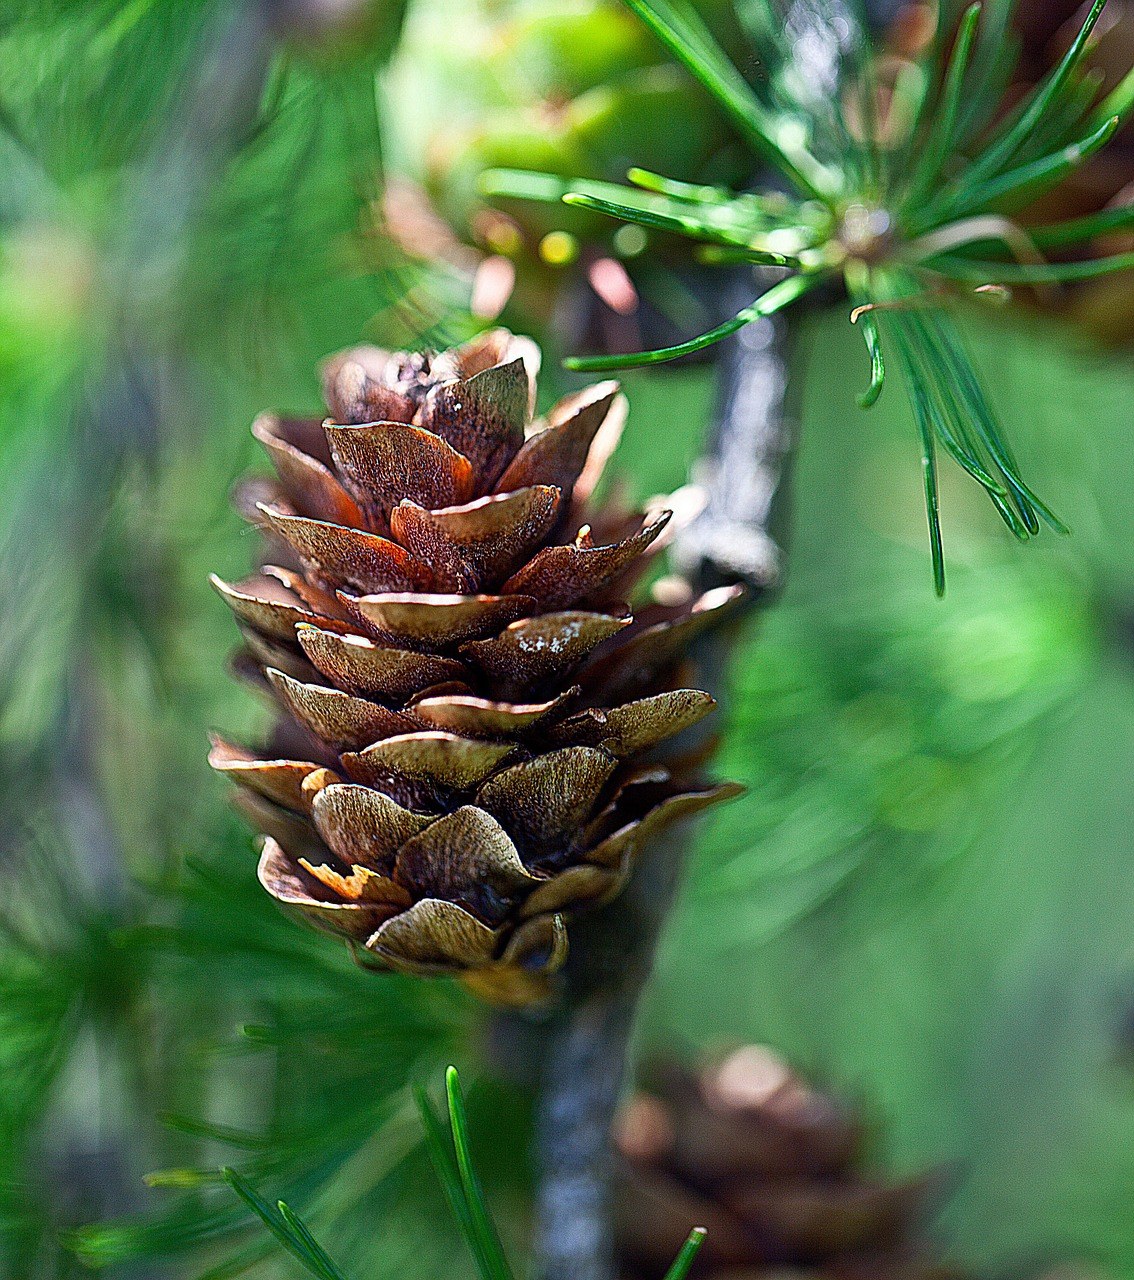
[662, 1227, 707, 1280]
[564, 272, 820, 371]
[222, 1172, 351, 1280]
[484, 0, 1132, 588]
[444, 1068, 515, 1280]
[414, 1071, 515, 1280]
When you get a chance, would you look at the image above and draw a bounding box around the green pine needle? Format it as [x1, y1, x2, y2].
[1092, 62, 1134, 131]
[928, 309, 1069, 535]
[218, 1072, 715, 1280]
[627, 166, 733, 203]
[480, 168, 574, 203]
[414, 1085, 490, 1279]
[853, 309, 886, 409]
[1028, 201, 1134, 249]
[444, 1068, 515, 1280]
[927, 248, 1134, 284]
[418, 1070, 715, 1280]
[904, 2, 982, 207]
[902, 342, 947, 597]
[413, 1071, 514, 1280]
[485, 0, 1129, 589]
[161, 1115, 266, 1149]
[938, 114, 1119, 222]
[899, 311, 1007, 491]
[695, 244, 797, 265]
[222, 1171, 350, 1280]
[661, 1227, 708, 1280]
[961, 0, 1109, 188]
[561, 191, 798, 265]
[564, 272, 820, 370]
[620, 0, 832, 200]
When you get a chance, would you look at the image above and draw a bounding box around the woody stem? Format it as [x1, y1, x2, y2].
[528, 0, 895, 1266]
[531, 825, 691, 1280]
[530, 272, 802, 1280]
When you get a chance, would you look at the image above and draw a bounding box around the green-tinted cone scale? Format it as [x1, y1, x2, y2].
[210, 329, 740, 1005]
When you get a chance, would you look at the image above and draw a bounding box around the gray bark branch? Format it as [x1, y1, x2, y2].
[523, 0, 902, 1266]
[514, 1, 906, 1273]
[529, 280, 800, 1280]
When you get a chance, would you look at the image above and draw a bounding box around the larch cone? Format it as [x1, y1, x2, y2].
[209, 328, 741, 1005]
[615, 1046, 963, 1280]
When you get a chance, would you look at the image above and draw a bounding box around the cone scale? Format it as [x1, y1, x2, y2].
[614, 1048, 953, 1280]
[210, 329, 740, 1005]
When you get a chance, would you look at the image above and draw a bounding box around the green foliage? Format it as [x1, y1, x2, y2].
[415, 1070, 515, 1280]
[0, 3, 451, 1277]
[638, 308, 1134, 1275]
[224, 1171, 352, 1280]
[62, 846, 467, 1275]
[486, 0, 1134, 590]
[0, 5, 1132, 1280]
[384, 0, 743, 238]
[223, 1068, 707, 1280]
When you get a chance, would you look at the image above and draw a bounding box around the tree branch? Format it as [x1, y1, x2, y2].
[527, 276, 799, 1280]
[530, 807, 693, 1280]
[520, 3, 904, 1274]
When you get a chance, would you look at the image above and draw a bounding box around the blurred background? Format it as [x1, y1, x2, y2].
[1, 1, 1132, 1278]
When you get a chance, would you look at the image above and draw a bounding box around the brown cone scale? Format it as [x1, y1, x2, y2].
[614, 1047, 963, 1280]
[210, 328, 741, 1005]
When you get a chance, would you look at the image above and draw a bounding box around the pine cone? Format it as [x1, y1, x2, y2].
[615, 1047, 960, 1280]
[209, 329, 741, 1005]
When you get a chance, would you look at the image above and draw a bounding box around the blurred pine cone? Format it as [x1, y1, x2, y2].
[614, 1047, 959, 1280]
[1013, 0, 1134, 212]
[380, 0, 745, 349]
[209, 329, 741, 1005]
[1013, 0, 1134, 343]
[894, 1, 1133, 343]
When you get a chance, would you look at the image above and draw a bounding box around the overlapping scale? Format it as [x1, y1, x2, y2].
[310, 783, 431, 868]
[389, 485, 561, 591]
[423, 358, 529, 487]
[495, 379, 621, 498]
[409, 687, 577, 738]
[500, 513, 670, 610]
[252, 414, 364, 527]
[547, 689, 717, 757]
[296, 626, 467, 700]
[326, 420, 475, 528]
[265, 669, 423, 750]
[342, 591, 536, 649]
[460, 610, 631, 696]
[256, 504, 432, 594]
[211, 329, 740, 1004]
